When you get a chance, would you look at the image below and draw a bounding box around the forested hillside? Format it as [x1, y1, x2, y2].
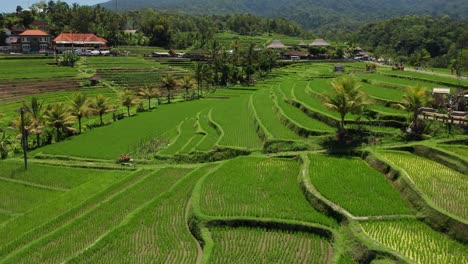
[99, 0, 468, 32]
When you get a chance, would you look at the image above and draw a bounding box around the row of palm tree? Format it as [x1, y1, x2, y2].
[322, 76, 431, 140]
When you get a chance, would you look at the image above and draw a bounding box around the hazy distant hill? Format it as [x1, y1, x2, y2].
[98, 0, 468, 30]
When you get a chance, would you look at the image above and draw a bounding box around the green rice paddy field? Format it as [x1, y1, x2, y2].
[0, 56, 467, 263]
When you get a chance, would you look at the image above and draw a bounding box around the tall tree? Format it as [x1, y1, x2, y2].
[194, 63, 204, 98]
[119, 89, 138, 116]
[180, 75, 195, 100]
[323, 77, 367, 133]
[137, 85, 160, 109]
[393, 85, 431, 134]
[160, 74, 177, 103]
[22, 97, 46, 147]
[91, 94, 113, 126]
[44, 103, 76, 142]
[70, 93, 92, 134]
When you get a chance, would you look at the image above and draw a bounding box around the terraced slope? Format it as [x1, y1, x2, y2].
[72, 165, 215, 264]
[308, 154, 413, 216]
[361, 219, 468, 264]
[209, 226, 333, 264]
[3, 168, 192, 263]
[200, 156, 336, 227]
[379, 151, 467, 220]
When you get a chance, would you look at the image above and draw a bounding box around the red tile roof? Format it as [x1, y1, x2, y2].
[19, 29, 49, 36]
[53, 33, 107, 44]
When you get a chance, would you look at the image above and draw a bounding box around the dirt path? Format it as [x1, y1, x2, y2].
[185, 198, 203, 264]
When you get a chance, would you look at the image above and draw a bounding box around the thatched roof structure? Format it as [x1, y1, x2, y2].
[267, 40, 287, 49]
[310, 38, 330, 47]
[284, 51, 309, 57]
[298, 41, 307, 47]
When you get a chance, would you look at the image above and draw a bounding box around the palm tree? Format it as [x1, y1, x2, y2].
[0, 127, 14, 159]
[137, 84, 160, 109]
[22, 97, 46, 146]
[91, 94, 113, 126]
[323, 77, 367, 132]
[393, 85, 431, 134]
[194, 63, 204, 98]
[202, 65, 214, 94]
[70, 93, 91, 134]
[119, 89, 138, 116]
[160, 74, 177, 104]
[9, 114, 33, 147]
[44, 103, 76, 142]
[180, 75, 195, 100]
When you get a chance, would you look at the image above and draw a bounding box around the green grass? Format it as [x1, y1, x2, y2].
[3, 167, 192, 263]
[71, 165, 215, 264]
[209, 226, 333, 263]
[0, 168, 130, 253]
[274, 88, 334, 132]
[0, 181, 60, 214]
[251, 89, 300, 140]
[437, 144, 468, 159]
[35, 100, 218, 159]
[379, 151, 467, 220]
[0, 160, 116, 189]
[159, 117, 197, 155]
[211, 93, 263, 149]
[308, 154, 413, 216]
[379, 68, 468, 87]
[361, 219, 468, 264]
[0, 58, 78, 79]
[200, 156, 336, 227]
[360, 83, 404, 102]
[213, 31, 311, 47]
[195, 110, 219, 151]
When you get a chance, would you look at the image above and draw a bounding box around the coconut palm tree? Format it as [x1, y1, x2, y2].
[160, 74, 177, 104]
[137, 84, 160, 109]
[0, 128, 13, 159]
[9, 114, 33, 148]
[119, 89, 138, 117]
[194, 63, 204, 98]
[393, 85, 431, 134]
[44, 103, 76, 142]
[22, 97, 46, 146]
[180, 75, 195, 100]
[91, 94, 113, 126]
[70, 93, 92, 134]
[323, 77, 367, 132]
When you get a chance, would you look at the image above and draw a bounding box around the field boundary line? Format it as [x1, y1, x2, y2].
[158, 120, 184, 155]
[0, 169, 151, 260]
[66, 165, 206, 263]
[0, 177, 68, 192]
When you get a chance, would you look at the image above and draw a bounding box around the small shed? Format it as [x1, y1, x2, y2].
[284, 51, 309, 59]
[334, 64, 345, 72]
[89, 75, 102, 86]
[267, 40, 288, 49]
[432, 88, 451, 108]
[298, 41, 307, 48]
[310, 38, 330, 47]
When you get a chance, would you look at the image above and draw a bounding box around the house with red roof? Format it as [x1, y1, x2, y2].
[53, 33, 108, 53]
[17, 29, 51, 53]
[7, 29, 51, 53]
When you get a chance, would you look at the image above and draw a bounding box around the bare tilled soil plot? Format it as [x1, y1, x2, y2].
[0, 78, 83, 102]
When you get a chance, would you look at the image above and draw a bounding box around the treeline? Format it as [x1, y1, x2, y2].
[351, 16, 468, 70]
[0, 2, 310, 48]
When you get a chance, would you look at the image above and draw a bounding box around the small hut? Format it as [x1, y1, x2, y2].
[310, 38, 331, 47]
[334, 64, 345, 72]
[89, 75, 102, 86]
[298, 41, 307, 48]
[432, 88, 451, 108]
[267, 40, 288, 49]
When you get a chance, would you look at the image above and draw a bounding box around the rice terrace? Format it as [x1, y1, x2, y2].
[0, 1, 467, 264]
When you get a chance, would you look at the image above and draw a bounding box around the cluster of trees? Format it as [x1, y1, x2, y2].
[323, 76, 432, 142]
[0, 3, 310, 49]
[352, 16, 468, 70]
